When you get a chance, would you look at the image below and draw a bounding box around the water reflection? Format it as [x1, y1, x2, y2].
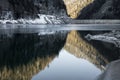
[64, 31, 120, 70]
[32, 49, 101, 80]
[0, 31, 67, 80]
[33, 30, 120, 80]
[0, 28, 120, 80]
[64, 31, 108, 70]
[84, 31, 120, 61]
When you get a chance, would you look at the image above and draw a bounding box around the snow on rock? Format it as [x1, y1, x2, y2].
[38, 31, 56, 35]
[0, 14, 65, 24]
[85, 31, 120, 48]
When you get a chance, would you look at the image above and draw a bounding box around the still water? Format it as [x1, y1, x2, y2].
[0, 24, 120, 80]
[32, 49, 101, 80]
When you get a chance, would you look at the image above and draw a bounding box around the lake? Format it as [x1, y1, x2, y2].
[0, 24, 120, 80]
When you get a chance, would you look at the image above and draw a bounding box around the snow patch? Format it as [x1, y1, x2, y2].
[0, 14, 65, 24]
[38, 30, 56, 35]
[85, 31, 120, 47]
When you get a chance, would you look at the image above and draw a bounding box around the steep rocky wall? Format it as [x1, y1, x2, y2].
[0, 0, 66, 19]
[63, 0, 94, 18]
[0, 0, 10, 10]
[77, 0, 120, 19]
[64, 0, 120, 19]
[0, 0, 120, 19]
[97, 60, 120, 80]
[8, 0, 39, 19]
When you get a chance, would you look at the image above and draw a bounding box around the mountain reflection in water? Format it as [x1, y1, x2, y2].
[0, 27, 120, 80]
[0, 31, 67, 80]
[32, 49, 101, 80]
[65, 31, 120, 70]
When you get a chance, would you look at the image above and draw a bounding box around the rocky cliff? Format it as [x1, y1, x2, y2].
[63, 0, 94, 18]
[0, 0, 120, 19]
[64, 0, 120, 19]
[0, 0, 67, 19]
[77, 0, 120, 19]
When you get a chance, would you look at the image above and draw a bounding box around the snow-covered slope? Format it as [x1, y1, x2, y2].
[0, 14, 65, 24]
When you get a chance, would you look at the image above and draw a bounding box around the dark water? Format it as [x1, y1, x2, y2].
[0, 24, 120, 80]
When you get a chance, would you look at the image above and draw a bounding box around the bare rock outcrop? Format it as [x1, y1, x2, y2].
[77, 0, 120, 19]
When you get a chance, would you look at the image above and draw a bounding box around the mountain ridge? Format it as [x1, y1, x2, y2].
[0, 0, 120, 19]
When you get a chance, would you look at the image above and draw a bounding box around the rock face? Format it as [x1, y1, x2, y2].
[85, 31, 120, 47]
[63, 0, 94, 18]
[0, 0, 120, 19]
[97, 60, 120, 80]
[8, 0, 39, 19]
[77, 0, 120, 19]
[0, 0, 66, 19]
[64, 0, 120, 19]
